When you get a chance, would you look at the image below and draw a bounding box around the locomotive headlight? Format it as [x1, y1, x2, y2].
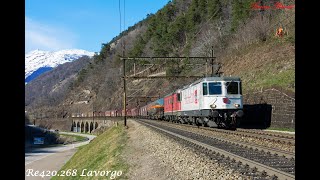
[234, 104, 240, 108]
[210, 104, 216, 108]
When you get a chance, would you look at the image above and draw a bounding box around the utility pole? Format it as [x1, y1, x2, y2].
[210, 46, 220, 77]
[92, 103, 94, 123]
[211, 46, 214, 76]
[123, 45, 127, 127]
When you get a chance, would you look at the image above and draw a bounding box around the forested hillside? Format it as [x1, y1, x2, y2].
[25, 0, 295, 120]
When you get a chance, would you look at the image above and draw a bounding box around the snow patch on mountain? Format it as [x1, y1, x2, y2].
[25, 49, 95, 83]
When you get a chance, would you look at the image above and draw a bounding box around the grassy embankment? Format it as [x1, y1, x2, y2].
[222, 37, 295, 94]
[52, 125, 128, 180]
[59, 133, 89, 143]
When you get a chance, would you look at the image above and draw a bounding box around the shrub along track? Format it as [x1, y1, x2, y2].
[137, 119, 295, 180]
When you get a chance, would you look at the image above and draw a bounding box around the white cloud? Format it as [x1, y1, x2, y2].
[25, 17, 77, 53]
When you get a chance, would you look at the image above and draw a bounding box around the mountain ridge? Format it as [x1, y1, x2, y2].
[25, 0, 295, 122]
[25, 49, 95, 83]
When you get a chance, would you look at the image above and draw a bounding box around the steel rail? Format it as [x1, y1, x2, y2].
[138, 119, 295, 180]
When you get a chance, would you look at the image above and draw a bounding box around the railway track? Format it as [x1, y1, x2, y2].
[237, 128, 295, 140]
[167, 121, 295, 146]
[137, 119, 295, 180]
[154, 120, 294, 156]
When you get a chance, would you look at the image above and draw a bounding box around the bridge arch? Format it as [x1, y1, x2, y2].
[81, 122, 84, 133]
[85, 122, 89, 133]
[95, 122, 99, 130]
[72, 121, 76, 131]
[90, 122, 94, 133]
[77, 122, 80, 132]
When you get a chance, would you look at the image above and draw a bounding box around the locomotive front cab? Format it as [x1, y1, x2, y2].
[202, 77, 243, 129]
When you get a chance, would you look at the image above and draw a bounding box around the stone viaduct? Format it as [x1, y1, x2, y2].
[71, 117, 113, 133]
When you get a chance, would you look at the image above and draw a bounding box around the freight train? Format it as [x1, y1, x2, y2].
[72, 76, 244, 130]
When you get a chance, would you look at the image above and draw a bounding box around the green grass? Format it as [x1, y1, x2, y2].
[59, 134, 88, 142]
[52, 125, 128, 180]
[267, 127, 295, 132]
[259, 69, 294, 88]
[242, 65, 295, 93]
[222, 38, 295, 94]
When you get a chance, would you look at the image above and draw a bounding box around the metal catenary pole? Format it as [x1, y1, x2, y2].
[123, 57, 127, 127]
[121, 55, 219, 125]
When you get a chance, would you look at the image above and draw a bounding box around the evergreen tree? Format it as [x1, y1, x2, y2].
[198, 0, 207, 18]
[207, 0, 222, 19]
[186, 0, 201, 33]
[231, 0, 255, 31]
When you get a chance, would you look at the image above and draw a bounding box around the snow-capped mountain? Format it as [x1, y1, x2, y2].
[25, 49, 95, 83]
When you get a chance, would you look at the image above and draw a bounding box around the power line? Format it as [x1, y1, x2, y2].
[118, 0, 126, 54]
[119, 0, 122, 34]
[123, 0, 126, 53]
[120, 0, 127, 126]
[124, 0, 125, 31]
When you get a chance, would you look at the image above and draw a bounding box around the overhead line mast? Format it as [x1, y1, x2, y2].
[121, 47, 219, 125]
[119, 0, 127, 127]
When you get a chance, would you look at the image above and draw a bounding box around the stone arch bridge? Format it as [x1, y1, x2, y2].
[71, 117, 112, 133]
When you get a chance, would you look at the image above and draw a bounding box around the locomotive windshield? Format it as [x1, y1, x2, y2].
[203, 82, 222, 95]
[208, 82, 222, 95]
[226, 81, 240, 94]
[203, 81, 241, 95]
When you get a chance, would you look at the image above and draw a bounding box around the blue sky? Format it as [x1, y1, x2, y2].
[25, 0, 171, 53]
